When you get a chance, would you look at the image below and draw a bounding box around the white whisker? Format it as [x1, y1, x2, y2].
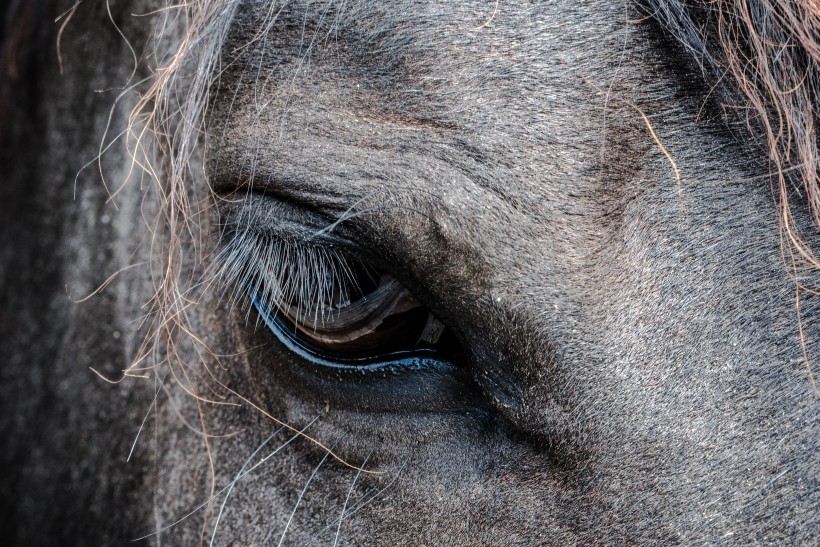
[270, 441, 336, 546]
[333, 451, 371, 547]
[132, 416, 320, 542]
[300, 456, 409, 547]
[126, 373, 165, 463]
[208, 425, 287, 547]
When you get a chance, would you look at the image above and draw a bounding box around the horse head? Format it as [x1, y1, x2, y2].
[1, 1, 818, 544]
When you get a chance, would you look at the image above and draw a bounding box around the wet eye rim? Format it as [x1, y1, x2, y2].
[251, 296, 459, 372]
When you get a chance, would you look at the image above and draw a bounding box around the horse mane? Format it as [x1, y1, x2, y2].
[641, 0, 820, 264]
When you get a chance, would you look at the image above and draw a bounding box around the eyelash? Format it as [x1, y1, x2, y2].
[217, 231, 356, 323]
[214, 229, 358, 326]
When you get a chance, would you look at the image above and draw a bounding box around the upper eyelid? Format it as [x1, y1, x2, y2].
[214, 189, 477, 331]
[211, 172, 368, 222]
[219, 190, 370, 245]
[217, 192, 402, 279]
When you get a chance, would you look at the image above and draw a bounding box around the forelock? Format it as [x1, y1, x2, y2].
[640, 0, 820, 262]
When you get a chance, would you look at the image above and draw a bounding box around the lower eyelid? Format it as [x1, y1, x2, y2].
[250, 290, 485, 413]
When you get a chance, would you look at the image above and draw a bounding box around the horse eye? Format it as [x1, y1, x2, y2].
[247, 246, 462, 367]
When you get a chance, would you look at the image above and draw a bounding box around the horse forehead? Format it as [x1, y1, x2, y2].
[216, 1, 641, 236]
[232, 0, 628, 50]
[223, 0, 629, 135]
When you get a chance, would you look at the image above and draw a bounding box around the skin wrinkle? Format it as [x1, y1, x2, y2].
[0, 0, 819, 545]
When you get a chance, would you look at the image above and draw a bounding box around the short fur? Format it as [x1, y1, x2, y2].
[1, 0, 818, 545]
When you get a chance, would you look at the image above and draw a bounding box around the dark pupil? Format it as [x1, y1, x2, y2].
[271, 257, 456, 361]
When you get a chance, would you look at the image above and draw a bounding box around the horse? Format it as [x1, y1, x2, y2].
[1, 0, 818, 544]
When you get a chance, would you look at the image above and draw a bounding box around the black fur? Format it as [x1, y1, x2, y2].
[1, 1, 818, 545]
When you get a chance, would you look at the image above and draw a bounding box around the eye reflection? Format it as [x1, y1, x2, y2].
[278, 270, 446, 356]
